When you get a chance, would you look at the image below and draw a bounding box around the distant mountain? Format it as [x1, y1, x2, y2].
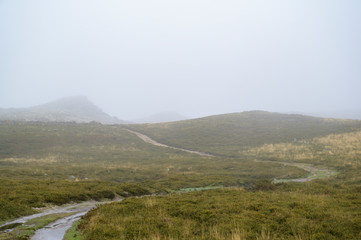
[0, 96, 124, 124]
[134, 111, 188, 123]
[126, 111, 361, 157]
[306, 110, 361, 120]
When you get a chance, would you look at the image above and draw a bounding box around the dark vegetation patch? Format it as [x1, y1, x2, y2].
[79, 187, 361, 240]
[0, 180, 150, 221]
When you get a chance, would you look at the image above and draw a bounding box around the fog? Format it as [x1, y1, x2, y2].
[1, 0, 360, 120]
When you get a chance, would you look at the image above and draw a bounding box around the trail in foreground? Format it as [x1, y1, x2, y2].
[0, 201, 97, 230]
[0, 201, 108, 240]
[31, 212, 87, 240]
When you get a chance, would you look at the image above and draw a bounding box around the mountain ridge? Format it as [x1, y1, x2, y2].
[0, 96, 124, 124]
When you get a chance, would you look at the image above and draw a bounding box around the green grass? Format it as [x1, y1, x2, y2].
[0, 121, 307, 221]
[78, 187, 361, 240]
[77, 128, 361, 240]
[1, 115, 361, 239]
[64, 220, 84, 240]
[0, 180, 151, 221]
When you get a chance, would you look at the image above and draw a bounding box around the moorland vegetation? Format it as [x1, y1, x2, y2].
[78, 128, 361, 240]
[1, 111, 361, 239]
[0, 117, 306, 222]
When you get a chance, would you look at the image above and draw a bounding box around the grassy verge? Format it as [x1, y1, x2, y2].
[64, 220, 84, 240]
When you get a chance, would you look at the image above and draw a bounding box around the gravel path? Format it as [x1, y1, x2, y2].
[256, 161, 338, 183]
[125, 129, 215, 157]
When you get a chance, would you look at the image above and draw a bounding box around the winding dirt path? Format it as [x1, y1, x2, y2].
[126, 129, 337, 183]
[255, 160, 338, 183]
[0, 201, 96, 230]
[31, 211, 87, 240]
[125, 129, 215, 157]
[30, 199, 122, 240]
[0, 201, 119, 240]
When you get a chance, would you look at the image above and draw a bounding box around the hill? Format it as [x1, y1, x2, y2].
[0, 96, 123, 124]
[126, 111, 361, 157]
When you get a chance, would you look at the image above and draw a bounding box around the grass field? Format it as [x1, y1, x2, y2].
[77, 124, 361, 240]
[1, 112, 361, 239]
[0, 119, 305, 222]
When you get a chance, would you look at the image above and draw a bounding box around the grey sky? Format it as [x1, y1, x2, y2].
[1, 0, 360, 120]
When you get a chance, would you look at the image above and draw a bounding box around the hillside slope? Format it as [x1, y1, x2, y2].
[126, 111, 361, 156]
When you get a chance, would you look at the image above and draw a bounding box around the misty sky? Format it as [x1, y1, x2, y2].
[1, 0, 360, 120]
